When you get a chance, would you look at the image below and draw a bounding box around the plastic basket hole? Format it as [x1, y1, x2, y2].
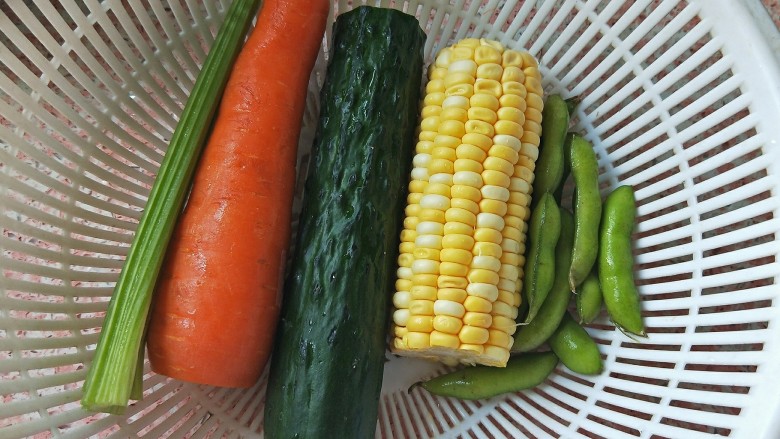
[634, 190, 689, 229]
[595, 398, 653, 422]
[546, 374, 589, 404]
[615, 356, 675, 370]
[677, 380, 750, 395]
[695, 321, 769, 334]
[684, 362, 757, 373]
[620, 341, 682, 352]
[615, 140, 674, 191]
[604, 372, 669, 398]
[699, 299, 773, 316]
[586, 412, 641, 437]
[659, 416, 732, 436]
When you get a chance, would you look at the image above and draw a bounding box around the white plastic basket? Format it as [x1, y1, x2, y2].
[2, 0, 780, 437]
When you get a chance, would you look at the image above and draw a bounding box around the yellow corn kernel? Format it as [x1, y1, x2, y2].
[468, 269, 500, 286]
[449, 59, 478, 76]
[457, 143, 488, 162]
[410, 285, 438, 301]
[444, 71, 476, 89]
[470, 93, 500, 111]
[487, 328, 512, 348]
[450, 46, 475, 61]
[520, 51, 538, 68]
[468, 107, 498, 124]
[519, 143, 539, 161]
[442, 94, 470, 110]
[482, 170, 511, 189]
[451, 198, 480, 215]
[507, 203, 531, 220]
[416, 140, 434, 154]
[394, 326, 408, 338]
[442, 234, 475, 250]
[439, 261, 469, 277]
[439, 120, 467, 138]
[484, 345, 510, 365]
[405, 203, 421, 218]
[499, 251, 522, 267]
[494, 120, 524, 138]
[493, 134, 522, 152]
[418, 209, 446, 224]
[483, 157, 515, 176]
[443, 221, 474, 236]
[459, 325, 490, 344]
[462, 132, 493, 151]
[472, 241, 503, 258]
[478, 198, 509, 221]
[497, 278, 517, 293]
[424, 92, 446, 107]
[454, 158, 484, 174]
[476, 63, 503, 81]
[422, 105, 442, 119]
[490, 315, 517, 335]
[476, 211, 506, 230]
[395, 278, 413, 292]
[502, 49, 523, 67]
[439, 248, 473, 265]
[430, 331, 460, 348]
[464, 295, 493, 313]
[405, 332, 431, 349]
[453, 171, 483, 188]
[524, 120, 542, 137]
[407, 315, 434, 332]
[473, 226, 503, 244]
[438, 288, 466, 303]
[403, 216, 419, 231]
[466, 282, 499, 301]
[501, 226, 524, 244]
[438, 275, 469, 289]
[433, 315, 464, 334]
[474, 79, 503, 98]
[497, 289, 515, 305]
[434, 299, 466, 318]
[409, 299, 435, 316]
[463, 311, 493, 328]
[445, 207, 477, 227]
[459, 343, 485, 354]
[397, 253, 414, 268]
[501, 66, 525, 84]
[446, 83, 474, 98]
[491, 300, 518, 319]
[471, 255, 501, 271]
[393, 291, 412, 309]
[412, 273, 438, 287]
[525, 108, 544, 127]
[393, 308, 410, 326]
[499, 93, 525, 111]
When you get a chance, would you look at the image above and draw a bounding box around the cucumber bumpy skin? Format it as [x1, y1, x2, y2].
[264, 7, 426, 439]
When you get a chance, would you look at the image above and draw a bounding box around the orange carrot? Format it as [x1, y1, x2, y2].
[146, 0, 329, 388]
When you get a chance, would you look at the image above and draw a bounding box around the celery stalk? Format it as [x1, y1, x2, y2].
[81, 0, 262, 414]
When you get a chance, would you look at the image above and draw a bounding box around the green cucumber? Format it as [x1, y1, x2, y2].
[264, 6, 425, 439]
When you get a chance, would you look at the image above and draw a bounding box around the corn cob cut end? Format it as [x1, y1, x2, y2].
[390, 38, 544, 368]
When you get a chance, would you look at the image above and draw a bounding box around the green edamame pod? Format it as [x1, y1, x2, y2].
[599, 185, 645, 337]
[532, 95, 569, 204]
[568, 134, 602, 291]
[576, 270, 602, 324]
[553, 133, 574, 204]
[522, 193, 561, 323]
[512, 207, 574, 352]
[414, 351, 558, 400]
[548, 312, 603, 375]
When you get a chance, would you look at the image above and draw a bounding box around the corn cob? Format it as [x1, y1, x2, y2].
[391, 38, 544, 367]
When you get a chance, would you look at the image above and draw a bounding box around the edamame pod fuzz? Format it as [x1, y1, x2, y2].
[513, 207, 574, 352]
[568, 134, 602, 291]
[414, 351, 559, 400]
[599, 185, 645, 337]
[522, 193, 561, 323]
